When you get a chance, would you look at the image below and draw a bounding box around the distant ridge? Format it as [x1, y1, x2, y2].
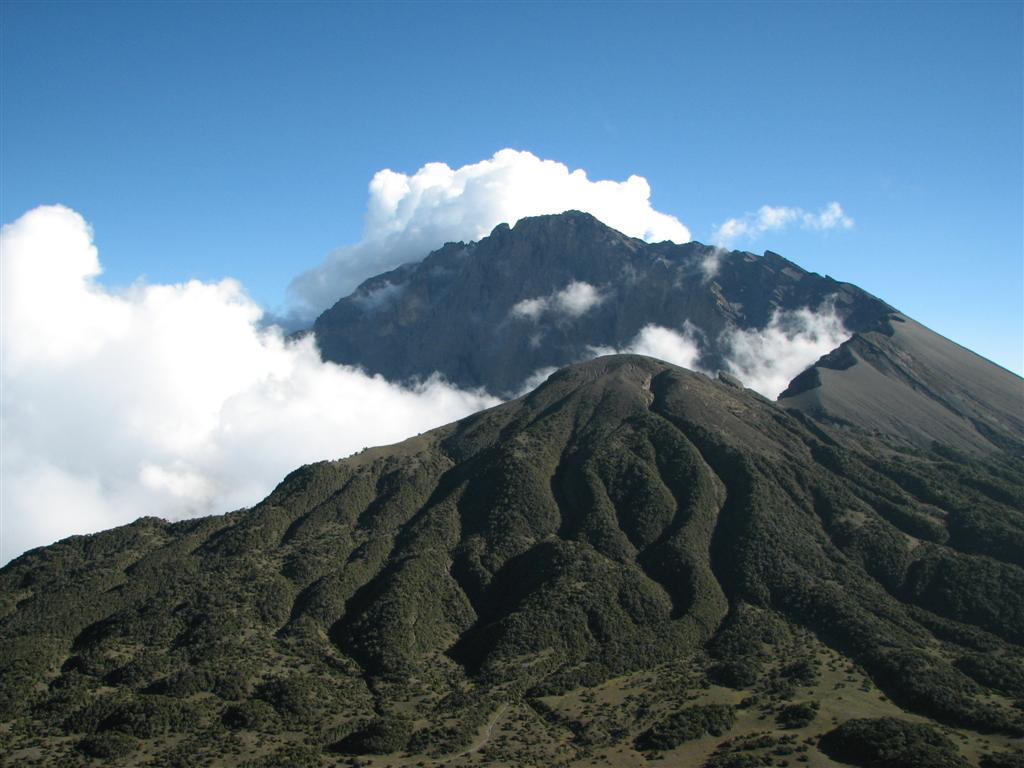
[313, 210, 893, 395]
[310, 210, 1022, 454]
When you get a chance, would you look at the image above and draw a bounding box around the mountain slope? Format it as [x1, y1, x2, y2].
[780, 313, 1024, 455]
[311, 210, 1022, 457]
[2, 355, 1022, 767]
[312, 210, 893, 395]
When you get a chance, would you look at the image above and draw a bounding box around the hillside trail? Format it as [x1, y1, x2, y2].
[454, 702, 509, 758]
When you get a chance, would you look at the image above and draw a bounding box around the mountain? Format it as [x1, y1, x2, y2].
[779, 313, 1024, 455]
[312, 210, 894, 396]
[3, 355, 1022, 767]
[311, 210, 1022, 457]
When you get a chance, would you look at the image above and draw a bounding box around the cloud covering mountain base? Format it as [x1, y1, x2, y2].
[1, 206, 498, 563]
[1, 200, 851, 564]
[585, 307, 848, 400]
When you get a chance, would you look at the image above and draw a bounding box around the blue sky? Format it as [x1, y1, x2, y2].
[2, 0, 1022, 372]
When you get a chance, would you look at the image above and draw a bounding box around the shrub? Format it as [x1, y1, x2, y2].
[776, 701, 819, 729]
[78, 731, 137, 759]
[635, 704, 736, 751]
[332, 714, 413, 754]
[981, 753, 1024, 768]
[819, 717, 968, 768]
[709, 658, 760, 689]
[221, 699, 279, 730]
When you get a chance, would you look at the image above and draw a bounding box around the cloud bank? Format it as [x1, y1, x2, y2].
[585, 306, 847, 400]
[511, 281, 605, 321]
[721, 305, 848, 398]
[713, 202, 853, 247]
[0, 206, 498, 564]
[289, 149, 690, 316]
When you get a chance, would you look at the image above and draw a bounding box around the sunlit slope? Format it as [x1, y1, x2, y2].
[1, 355, 1022, 766]
[781, 313, 1024, 454]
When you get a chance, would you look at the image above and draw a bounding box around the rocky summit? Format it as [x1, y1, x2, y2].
[2, 355, 1022, 767]
[311, 210, 1023, 459]
[312, 211, 894, 396]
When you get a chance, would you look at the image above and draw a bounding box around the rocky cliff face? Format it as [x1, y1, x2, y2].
[314, 211, 1023, 457]
[313, 210, 893, 395]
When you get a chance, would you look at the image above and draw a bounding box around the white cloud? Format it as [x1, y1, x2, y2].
[510, 297, 549, 321]
[511, 280, 606, 321]
[721, 303, 849, 398]
[554, 281, 604, 317]
[513, 366, 559, 397]
[0, 206, 499, 564]
[573, 308, 847, 400]
[810, 202, 853, 230]
[712, 201, 854, 247]
[352, 280, 404, 309]
[622, 323, 705, 371]
[700, 246, 728, 281]
[289, 149, 690, 316]
[583, 322, 706, 373]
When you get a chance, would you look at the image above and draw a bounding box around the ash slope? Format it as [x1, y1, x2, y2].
[780, 313, 1024, 455]
[313, 210, 893, 395]
[2, 355, 1023, 766]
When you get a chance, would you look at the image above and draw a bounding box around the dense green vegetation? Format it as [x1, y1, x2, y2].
[634, 704, 736, 750]
[818, 717, 969, 768]
[1, 356, 1021, 766]
[775, 700, 819, 729]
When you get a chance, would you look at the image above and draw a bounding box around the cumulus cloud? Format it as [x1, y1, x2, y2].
[0, 206, 498, 564]
[713, 202, 854, 247]
[578, 307, 847, 400]
[621, 322, 705, 371]
[510, 297, 548, 321]
[511, 280, 606, 321]
[721, 304, 849, 398]
[584, 322, 705, 375]
[289, 149, 690, 316]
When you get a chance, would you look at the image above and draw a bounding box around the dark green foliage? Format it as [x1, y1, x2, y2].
[779, 657, 819, 686]
[1, 355, 1022, 765]
[151, 662, 253, 700]
[94, 695, 199, 738]
[255, 674, 341, 722]
[704, 754, 765, 768]
[635, 704, 736, 751]
[221, 700, 279, 730]
[239, 744, 323, 768]
[333, 714, 412, 754]
[77, 731, 138, 759]
[901, 548, 1024, 644]
[709, 603, 790, 659]
[956, 653, 1024, 697]
[819, 718, 968, 768]
[776, 700, 818, 728]
[981, 752, 1024, 768]
[867, 648, 1024, 734]
[104, 650, 168, 687]
[709, 658, 761, 689]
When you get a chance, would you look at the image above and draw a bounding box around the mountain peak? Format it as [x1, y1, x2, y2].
[313, 212, 892, 395]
